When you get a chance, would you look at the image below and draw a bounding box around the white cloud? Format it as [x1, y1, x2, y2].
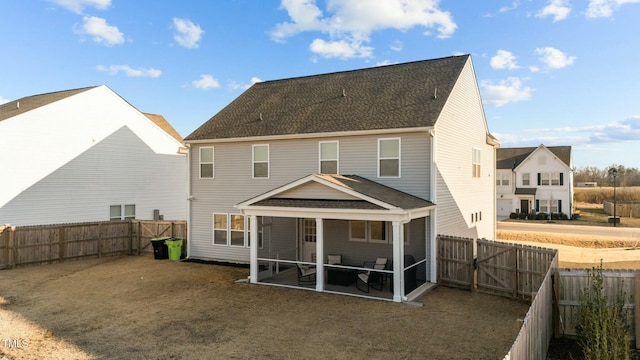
[499, 1, 521, 13]
[309, 38, 373, 59]
[78, 16, 124, 46]
[229, 77, 263, 90]
[191, 75, 220, 90]
[0, 96, 10, 105]
[535, 47, 576, 69]
[490, 50, 519, 70]
[390, 40, 403, 51]
[480, 77, 533, 107]
[536, 0, 571, 22]
[271, 0, 457, 59]
[49, 0, 110, 14]
[375, 60, 397, 66]
[586, 0, 640, 18]
[96, 65, 161, 78]
[173, 18, 204, 49]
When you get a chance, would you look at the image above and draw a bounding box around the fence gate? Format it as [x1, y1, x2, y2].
[436, 235, 474, 290]
[476, 240, 517, 297]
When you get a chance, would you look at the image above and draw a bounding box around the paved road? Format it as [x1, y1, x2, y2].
[497, 221, 640, 239]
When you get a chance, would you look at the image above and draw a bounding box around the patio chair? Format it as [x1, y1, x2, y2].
[296, 263, 316, 284]
[356, 257, 387, 293]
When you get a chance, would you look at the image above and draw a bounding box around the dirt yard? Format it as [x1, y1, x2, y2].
[0, 255, 529, 360]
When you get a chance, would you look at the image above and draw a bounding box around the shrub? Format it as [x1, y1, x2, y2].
[535, 213, 548, 220]
[509, 212, 518, 219]
[575, 262, 631, 360]
[518, 212, 527, 219]
[527, 211, 537, 220]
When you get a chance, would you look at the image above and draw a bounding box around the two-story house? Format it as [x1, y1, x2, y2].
[496, 145, 573, 218]
[0, 85, 187, 226]
[184, 55, 499, 302]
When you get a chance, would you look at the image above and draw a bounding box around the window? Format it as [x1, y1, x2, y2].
[213, 214, 228, 245]
[537, 200, 561, 213]
[319, 141, 338, 174]
[110, 205, 121, 221]
[349, 220, 389, 243]
[252, 144, 269, 178]
[230, 215, 245, 247]
[472, 148, 481, 178]
[349, 220, 367, 242]
[496, 174, 510, 186]
[124, 205, 136, 219]
[378, 138, 400, 177]
[200, 147, 214, 178]
[214, 213, 258, 247]
[110, 205, 135, 220]
[538, 172, 563, 186]
[522, 173, 530, 186]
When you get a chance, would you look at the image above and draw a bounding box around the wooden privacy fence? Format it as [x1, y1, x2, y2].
[436, 235, 559, 360]
[604, 200, 640, 218]
[0, 220, 187, 269]
[558, 268, 640, 346]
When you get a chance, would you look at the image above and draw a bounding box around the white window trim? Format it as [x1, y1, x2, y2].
[109, 205, 122, 221]
[252, 144, 270, 179]
[199, 147, 214, 179]
[318, 141, 339, 174]
[213, 213, 228, 246]
[213, 213, 257, 247]
[472, 147, 481, 178]
[124, 204, 136, 220]
[378, 138, 401, 178]
[522, 173, 530, 186]
[349, 220, 391, 244]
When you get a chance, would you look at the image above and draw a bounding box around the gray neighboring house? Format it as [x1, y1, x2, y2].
[496, 145, 573, 218]
[184, 55, 499, 302]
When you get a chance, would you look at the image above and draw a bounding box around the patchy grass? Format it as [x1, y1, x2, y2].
[573, 202, 640, 227]
[574, 186, 640, 204]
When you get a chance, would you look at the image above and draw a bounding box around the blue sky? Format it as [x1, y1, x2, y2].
[2, 0, 639, 169]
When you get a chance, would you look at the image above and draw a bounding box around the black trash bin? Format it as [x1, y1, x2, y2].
[151, 237, 170, 260]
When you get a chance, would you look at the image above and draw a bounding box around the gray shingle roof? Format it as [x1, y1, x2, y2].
[496, 146, 572, 169]
[185, 55, 470, 141]
[246, 174, 434, 211]
[515, 188, 537, 195]
[0, 87, 96, 122]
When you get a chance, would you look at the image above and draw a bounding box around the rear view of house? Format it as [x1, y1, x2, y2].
[496, 145, 573, 218]
[185, 55, 498, 302]
[0, 85, 187, 226]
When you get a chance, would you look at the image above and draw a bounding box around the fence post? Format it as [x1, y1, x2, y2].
[59, 226, 66, 262]
[97, 223, 102, 258]
[137, 221, 141, 256]
[8, 226, 16, 269]
[635, 273, 640, 349]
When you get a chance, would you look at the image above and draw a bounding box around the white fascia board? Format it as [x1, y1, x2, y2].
[238, 206, 411, 222]
[185, 127, 434, 145]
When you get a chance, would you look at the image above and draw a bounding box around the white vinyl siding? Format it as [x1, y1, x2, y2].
[378, 138, 400, 177]
[252, 144, 269, 178]
[199, 147, 214, 178]
[319, 141, 338, 174]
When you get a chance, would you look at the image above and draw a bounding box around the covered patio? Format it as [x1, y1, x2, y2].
[237, 174, 437, 302]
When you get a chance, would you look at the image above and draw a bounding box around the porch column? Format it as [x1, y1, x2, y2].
[249, 215, 258, 283]
[392, 221, 404, 303]
[315, 218, 324, 292]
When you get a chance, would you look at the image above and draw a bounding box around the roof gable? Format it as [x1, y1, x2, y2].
[186, 55, 470, 141]
[497, 145, 572, 169]
[237, 174, 435, 211]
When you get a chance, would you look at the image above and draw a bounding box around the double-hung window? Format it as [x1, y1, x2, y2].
[214, 214, 261, 248]
[472, 148, 481, 178]
[378, 138, 400, 177]
[213, 214, 228, 245]
[319, 141, 338, 174]
[200, 147, 214, 178]
[522, 173, 530, 186]
[253, 144, 269, 178]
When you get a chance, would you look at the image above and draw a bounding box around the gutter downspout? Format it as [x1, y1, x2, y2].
[185, 144, 193, 259]
[429, 128, 437, 283]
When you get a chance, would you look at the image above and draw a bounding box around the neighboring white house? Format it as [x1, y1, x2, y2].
[184, 55, 499, 302]
[0, 85, 187, 226]
[496, 145, 573, 218]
